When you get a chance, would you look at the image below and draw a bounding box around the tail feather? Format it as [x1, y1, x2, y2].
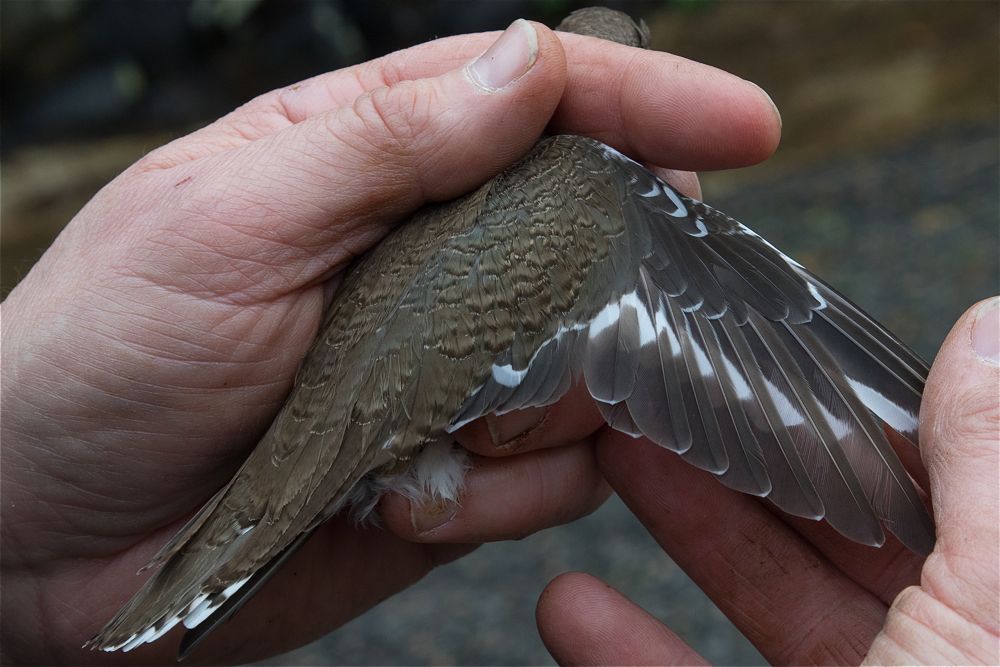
[177, 530, 314, 660]
[86, 516, 263, 653]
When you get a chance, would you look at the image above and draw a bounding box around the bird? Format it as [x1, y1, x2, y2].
[87, 7, 934, 658]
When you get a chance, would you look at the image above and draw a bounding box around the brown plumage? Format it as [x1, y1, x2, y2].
[87, 8, 934, 657]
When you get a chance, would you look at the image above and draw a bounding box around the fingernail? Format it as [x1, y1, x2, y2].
[746, 79, 781, 129]
[485, 406, 546, 448]
[468, 19, 538, 91]
[410, 497, 460, 535]
[971, 297, 1000, 365]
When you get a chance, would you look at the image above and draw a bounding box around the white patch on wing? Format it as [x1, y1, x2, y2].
[763, 376, 805, 427]
[110, 582, 230, 653]
[847, 379, 918, 433]
[721, 356, 753, 401]
[100, 595, 204, 651]
[183, 597, 216, 631]
[476, 321, 588, 407]
[220, 576, 251, 600]
[620, 291, 656, 345]
[596, 140, 686, 217]
[689, 337, 715, 378]
[588, 302, 621, 340]
[186, 592, 209, 615]
[638, 181, 661, 198]
[654, 303, 682, 357]
[691, 215, 708, 237]
[807, 282, 828, 309]
[491, 363, 528, 388]
[662, 185, 688, 218]
[817, 401, 853, 441]
[680, 296, 704, 313]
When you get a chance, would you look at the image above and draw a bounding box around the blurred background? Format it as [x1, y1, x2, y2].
[2, 0, 997, 664]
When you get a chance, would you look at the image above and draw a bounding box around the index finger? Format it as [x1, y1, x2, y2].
[165, 28, 781, 172]
[598, 431, 888, 666]
[286, 31, 781, 170]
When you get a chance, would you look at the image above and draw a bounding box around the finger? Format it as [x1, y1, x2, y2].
[453, 381, 606, 457]
[918, 297, 1000, 631]
[765, 507, 923, 606]
[380, 439, 611, 543]
[755, 424, 931, 606]
[152, 30, 779, 173]
[281, 32, 780, 170]
[552, 33, 780, 170]
[142, 28, 552, 168]
[359, 34, 780, 170]
[536, 572, 709, 666]
[141, 21, 568, 301]
[598, 432, 887, 665]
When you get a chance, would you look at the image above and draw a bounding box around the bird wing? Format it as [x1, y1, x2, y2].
[449, 136, 933, 555]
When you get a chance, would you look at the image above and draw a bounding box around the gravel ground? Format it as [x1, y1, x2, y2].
[269, 120, 998, 666]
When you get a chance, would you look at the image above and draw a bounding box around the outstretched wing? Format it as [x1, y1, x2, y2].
[451, 137, 934, 554]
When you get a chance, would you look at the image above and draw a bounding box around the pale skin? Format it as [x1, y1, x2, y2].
[1, 20, 997, 666]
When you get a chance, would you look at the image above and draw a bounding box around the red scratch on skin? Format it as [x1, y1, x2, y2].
[174, 176, 193, 188]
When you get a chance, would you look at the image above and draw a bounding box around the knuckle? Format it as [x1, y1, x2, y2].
[349, 80, 436, 161]
[888, 584, 926, 615]
[883, 580, 997, 663]
[375, 54, 409, 87]
[930, 550, 998, 614]
[928, 379, 1000, 453]
[777, 597, 875, 665]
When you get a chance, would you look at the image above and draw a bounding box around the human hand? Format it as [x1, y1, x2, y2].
[0, 20, 781, 664]
[536, 298, 1000, 665]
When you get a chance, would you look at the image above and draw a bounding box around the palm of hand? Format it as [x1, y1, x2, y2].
[0, 62, 393, 667]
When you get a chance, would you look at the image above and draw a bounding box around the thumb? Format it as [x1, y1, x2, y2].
[147, 20, 567, 300]
[919, 297, 999, 626]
